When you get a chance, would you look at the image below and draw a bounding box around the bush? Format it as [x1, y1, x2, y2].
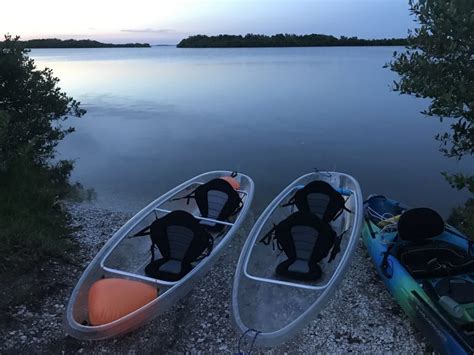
[0, 35, 85, 275]
[448, 199, 474, 239]
[0, 159, 74, 273]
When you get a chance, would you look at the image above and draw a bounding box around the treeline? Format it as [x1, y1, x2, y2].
[0, 38, 150, 48]
[177, 34, 408, 48]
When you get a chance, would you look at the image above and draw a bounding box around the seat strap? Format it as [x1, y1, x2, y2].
[259, 224, 276, 245]
[131, 212, 160, 238]
[332, 197, 353, 221]
[132, 225, 151, 237]
[150, 243, 156, 262]
[229, 199, 244, 218]
[194, 235, 214, 262]
[258, 223, 283, 251]
[280, 197, 296, 208]
[170, 191, 196, 205]
[328, 227, 350, 262]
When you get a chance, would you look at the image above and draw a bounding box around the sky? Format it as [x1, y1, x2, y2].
[1, 0, 414, 45]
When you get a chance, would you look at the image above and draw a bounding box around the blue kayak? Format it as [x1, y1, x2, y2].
[362, 195, 474, 354]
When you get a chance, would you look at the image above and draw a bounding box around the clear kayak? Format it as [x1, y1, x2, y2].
[232, 171, 363, 347]
[64, 171, 254, 340]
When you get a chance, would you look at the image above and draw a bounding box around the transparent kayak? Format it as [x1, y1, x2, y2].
[232, 171, 363, 347]
[64, 171, 254, 340]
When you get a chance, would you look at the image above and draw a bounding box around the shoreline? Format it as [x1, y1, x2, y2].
[0, 202, 427, 353]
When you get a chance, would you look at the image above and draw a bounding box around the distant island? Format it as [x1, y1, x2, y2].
[0, 38, 151, 48]
[177, 34, 408, 48]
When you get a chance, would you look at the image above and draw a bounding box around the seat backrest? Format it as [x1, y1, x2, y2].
[194, 178, 242, 231]
[397, 208, 444, 242]
[275, 211, 336, 266]
[290, 180, 346, 222]
[287, 225, 320, 273]
[150, 210, 212, 265]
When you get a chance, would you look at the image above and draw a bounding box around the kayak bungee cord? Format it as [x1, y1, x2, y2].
[366, 205, 395, 222]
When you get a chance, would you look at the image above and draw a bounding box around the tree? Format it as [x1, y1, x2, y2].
[388, 0, 474, 192]
[176, 34, 407, 48]
[0, 111, 8, 168]
[0, 34, 85, 166]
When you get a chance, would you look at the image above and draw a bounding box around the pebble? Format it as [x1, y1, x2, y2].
[0, 202, 428, 353]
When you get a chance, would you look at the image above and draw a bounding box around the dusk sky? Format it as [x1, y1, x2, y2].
[2, 0, 414, 45]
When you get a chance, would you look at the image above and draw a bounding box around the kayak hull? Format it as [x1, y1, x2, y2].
[64, 171, 254, 340]
[362, 195, 474, 354]
[232, 171, 363, 347]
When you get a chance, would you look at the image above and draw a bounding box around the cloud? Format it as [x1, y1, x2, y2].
[120, 28, 175, 34]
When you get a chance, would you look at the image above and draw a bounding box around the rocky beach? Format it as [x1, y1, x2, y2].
[0, 203, 428, 353]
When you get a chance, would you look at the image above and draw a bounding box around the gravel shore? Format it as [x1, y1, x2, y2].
[0, 203, 428, 353]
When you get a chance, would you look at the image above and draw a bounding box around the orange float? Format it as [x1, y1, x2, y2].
[88, 278, 158, 326]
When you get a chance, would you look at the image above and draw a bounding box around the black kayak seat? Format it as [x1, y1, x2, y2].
[284, 226, 319, 274]
[156, 225, 193, 274]
[198, 189, 229, 229]
[272, 211, 336, 281]
[398, 240, 474, 278]
[396, 208, 474, 278]
[184, 178, 242, 232]
[144, 210, 213, 281]
[284, 180, 347, 223]
[398, 208, 445, 242]
[306, 193, 331, 219]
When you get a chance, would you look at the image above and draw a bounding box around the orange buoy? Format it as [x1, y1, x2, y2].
[221, 176, 240, 190]
[88, 278, 158, 325]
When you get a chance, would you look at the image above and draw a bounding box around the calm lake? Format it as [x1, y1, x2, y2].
[31, 46, 472, 216]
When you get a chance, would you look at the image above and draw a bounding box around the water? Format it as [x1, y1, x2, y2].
[31, 46, 472, 216]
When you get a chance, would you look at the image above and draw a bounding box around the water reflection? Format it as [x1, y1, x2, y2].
[31, 47, 473, 215]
